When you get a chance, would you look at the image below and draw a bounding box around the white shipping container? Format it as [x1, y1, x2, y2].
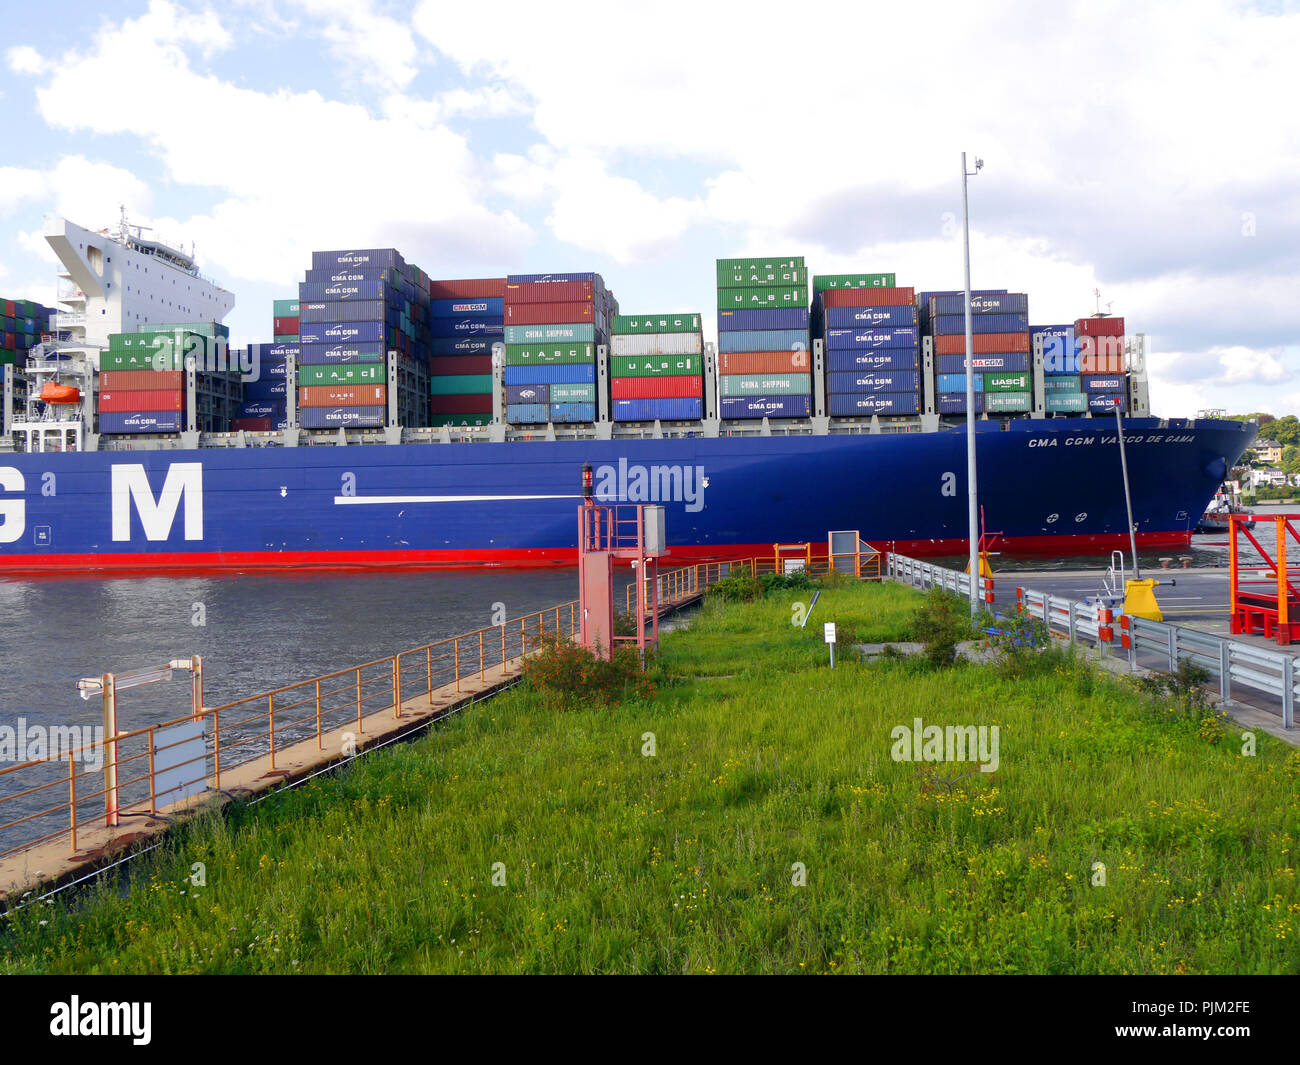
[610, 332, 703, 357]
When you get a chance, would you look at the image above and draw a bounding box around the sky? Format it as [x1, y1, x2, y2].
[0, 0, 1297, 418]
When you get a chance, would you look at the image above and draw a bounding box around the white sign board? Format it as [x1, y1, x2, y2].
[152, 718, 208, 809]
[824, 622, 836, 644]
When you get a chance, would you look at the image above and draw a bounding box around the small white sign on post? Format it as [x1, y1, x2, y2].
[824, 622, 837, 669]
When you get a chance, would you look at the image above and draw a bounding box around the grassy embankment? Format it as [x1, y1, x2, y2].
[2, 577, 1298, 974]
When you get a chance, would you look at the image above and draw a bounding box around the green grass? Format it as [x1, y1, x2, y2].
[2, 581, 1298, 974]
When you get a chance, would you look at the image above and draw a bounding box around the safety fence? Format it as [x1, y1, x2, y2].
[887, 552, 1296, 729]
[627, 550, 884, 618]
[0, 602, 578, 863]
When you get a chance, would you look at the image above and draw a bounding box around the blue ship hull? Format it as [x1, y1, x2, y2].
[0, 418, 1255, 573]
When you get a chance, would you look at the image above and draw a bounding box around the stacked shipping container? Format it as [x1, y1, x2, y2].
[927, 292, 1031, 415]
[297, 249, 431, 429]
[234, 341, 294, 430]
[812, 275, 920, 417]
[1077, 315, 1128, 413]
[1, 298, 52, 372]
[716, 257, 810, 419]
[272, 298, 300, 344]
[609, 314, 704, 421]
[503, 274, 614, 424]
[1032, 323, 1086, 414]
[99, 329, 196, 433]
[428, 278, 504, 427]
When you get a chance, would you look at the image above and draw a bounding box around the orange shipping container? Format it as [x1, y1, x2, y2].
[1080, 353, 1125, 373]
[933, 332, 1029, 355]
[718, 351, 810, 374]
[299, 385, 387, 407]
[99, 370, 185, 391]
[99, 389, 184, 412]
[1078, 335, 1126, 359]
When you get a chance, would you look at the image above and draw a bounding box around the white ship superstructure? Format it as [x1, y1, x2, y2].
[44, 214, 234, 359]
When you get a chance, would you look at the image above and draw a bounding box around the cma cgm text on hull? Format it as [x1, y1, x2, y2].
[0, 418, 1255, 574]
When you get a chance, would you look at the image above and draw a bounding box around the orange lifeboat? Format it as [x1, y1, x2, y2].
[40, 381, 81, 405]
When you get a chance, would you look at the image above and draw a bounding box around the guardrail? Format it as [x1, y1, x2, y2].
[0, 602, 579, 863]
[886, 553, 991, 604]
[629, 551, 883, 618]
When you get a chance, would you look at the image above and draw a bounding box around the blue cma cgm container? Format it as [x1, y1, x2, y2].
[432, 337, 496, 356]
[1088, 393, 1128, 413]
[719, 395, 812, 419]
[504, 364, 596, 386]
[931, 313, 1030, 335]
[1082, 374, 1127, 393]
[825, 306, 918, 329]
[717, 308, 810, 332]
[826, 370, 920, 393]
[298, 281, 395, 303]
[299, 320, 385, 345]
[612, 398, 704, 422]
[827, 393, 921, 417]
[825, 349, 920, 372]
[824, 327, 920, 351]
[242, 377, 288, 401]
[298, 342, 386, 365]
[429, 318, 504, 339]
[929, 293, 1028, 317]
[935, 353, 1031, 375]
[311, 248, 404, 271]
[99, 411, 185, 434]
[506, 384, 548, 404]
[936, 373, 985, 393]
[298, 406, 386, 429]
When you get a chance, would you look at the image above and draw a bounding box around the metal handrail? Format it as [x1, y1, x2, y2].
[0, 600, 580, 863]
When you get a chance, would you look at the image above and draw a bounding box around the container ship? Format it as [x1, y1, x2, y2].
[0, 216, 1256, 575]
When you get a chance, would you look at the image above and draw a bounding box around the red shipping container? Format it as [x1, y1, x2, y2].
[610, 375, 703, 400]
[1080, 354, 1126, 373]
[429, 355, 492, 375]
[299, 385, 387, 407]
[99, 389, 184, 412]
[431, 394, 494, 414]
[718, 351, 810, 374]
[933, 332, 1030, 355]
[1078, 335, 1126, 359]
[1075, 316, 1125, 337]
[100, 370, 185, 391]
[2, 300, 13, 317]
[232, 417, 273, 431]
[504, 301, 594, 325]
[428, 278, 507, 299]
[505, 280, 594, 304]
[273, 316, 299, 335]
[820, 286, 915, 308]
[3, 334, 14, 350]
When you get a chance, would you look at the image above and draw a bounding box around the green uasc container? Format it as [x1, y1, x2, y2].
[718, 373, 810, 397]
[1045, 393, 1087, 413]
[984, 391, 1031, 412]
[611, 314, 701, 335]
[99, 348, 188, 372]
[550, 383, 596, 402]
[716, 267, 808, 289]
[1042, 375, 1081, 393]
[298, 363, 386, 385]
[150, 321, 230, 339]
[983, 372, 1031, 393]
[430, 413, 491, 427]
[504, 323, 595, 344]
[108, 330, 201, 352]
[429, 374, 492, 395]
[610, 354, 702, 377]
[503, 343, 594, 366]
[812, 273, 897, 291]
[717, 286, 806, 310]
[716, 257, 804, 280]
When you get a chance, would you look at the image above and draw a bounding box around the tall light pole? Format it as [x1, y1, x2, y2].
[962, 152, 984, 615]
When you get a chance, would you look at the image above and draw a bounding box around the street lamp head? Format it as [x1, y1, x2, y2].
[974, 157, 984, 172]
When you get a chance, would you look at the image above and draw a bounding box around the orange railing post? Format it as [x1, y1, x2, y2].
[1278, 516, 1289, 631]
[316, 679, 323, 749]
[147, 725, 157, 815]
[213, 707, 221, 791]
[427, 646, 434, 704]
[393, 656, 401, 719]
[68, 752, 78, 854]
[268, 694, 276, 771]
[454, 637, 461, 693]
[356, 669, 363, 733]
[479, 631, 485, 681]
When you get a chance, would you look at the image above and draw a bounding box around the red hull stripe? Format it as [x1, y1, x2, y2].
[0, 530, 1195, 578]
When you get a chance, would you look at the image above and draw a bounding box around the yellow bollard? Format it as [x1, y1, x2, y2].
[1123, 578, 1163, 622]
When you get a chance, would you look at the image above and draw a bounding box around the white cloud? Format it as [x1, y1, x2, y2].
[5, 45, 47, 75]
[0, 167, 48, 215]
[0, 156, 152, 225]
[285, 0, 419, 91]
[1213, 346, 1288, 386]
[22, 0, 531, 287]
